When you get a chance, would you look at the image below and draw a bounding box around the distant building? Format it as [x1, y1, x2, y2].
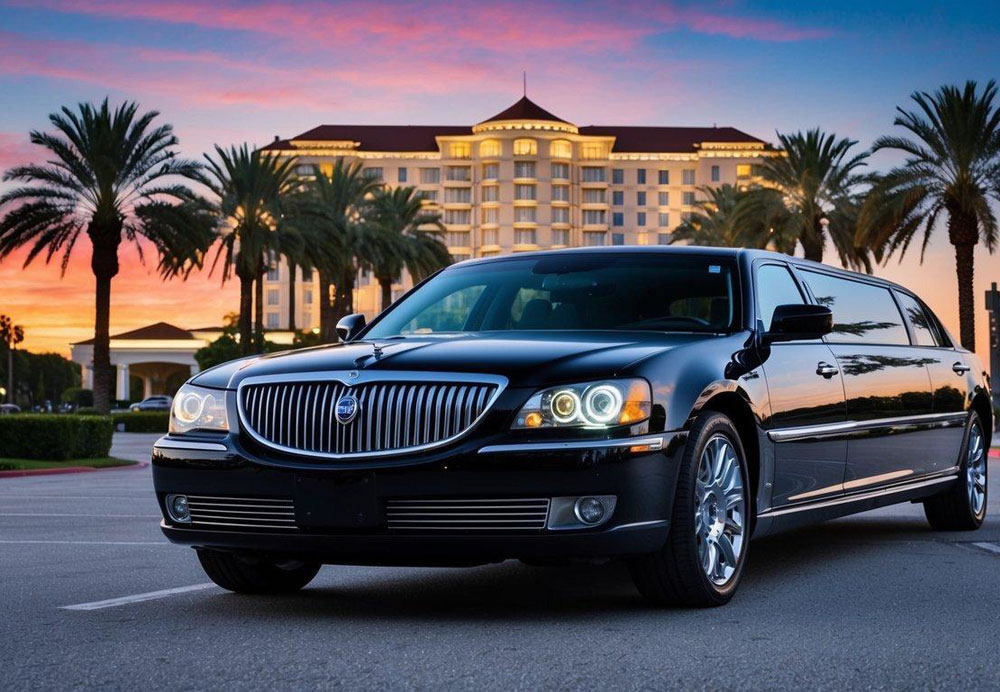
[261, 96, 776, 328]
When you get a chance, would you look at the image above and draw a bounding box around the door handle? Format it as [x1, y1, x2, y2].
[816, 362, 839, 378]
[952, 362, 971, 375]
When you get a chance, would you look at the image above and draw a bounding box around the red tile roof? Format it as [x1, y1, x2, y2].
[72, 322, 194, 345]
[579, 125, 765, 152]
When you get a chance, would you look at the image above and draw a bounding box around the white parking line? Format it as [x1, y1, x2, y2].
[0, 540, 167, 546]
[61, 583, 217, 611]
[971, 542, 1000, 556]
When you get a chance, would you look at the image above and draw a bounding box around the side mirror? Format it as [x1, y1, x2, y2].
[764, 304, 833, 343]
[336, 313, 367, 342]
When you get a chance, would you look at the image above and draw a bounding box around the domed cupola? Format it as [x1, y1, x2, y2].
[472, 96, 578, 134]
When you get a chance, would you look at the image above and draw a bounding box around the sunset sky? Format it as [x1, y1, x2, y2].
[1, 0, 999, 357]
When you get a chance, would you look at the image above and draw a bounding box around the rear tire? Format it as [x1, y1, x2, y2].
[629, 412, 751, 607]
[197, 549, 321, 594]
[923, 411, 987, 531]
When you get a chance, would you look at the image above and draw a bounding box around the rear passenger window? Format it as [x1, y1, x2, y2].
[801, 270, 909, 345]
[755, 264, 804, 331]
[895, 291, 940, 346]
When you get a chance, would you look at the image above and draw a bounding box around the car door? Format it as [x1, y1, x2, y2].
[755, 262, 847, 508]
[797, 270, 936, 493]
[893, 290, 970, 471]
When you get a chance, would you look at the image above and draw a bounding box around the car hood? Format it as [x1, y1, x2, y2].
[193, 331, 717, 389]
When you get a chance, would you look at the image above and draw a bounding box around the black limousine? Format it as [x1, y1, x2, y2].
[153, 247, 990, 606]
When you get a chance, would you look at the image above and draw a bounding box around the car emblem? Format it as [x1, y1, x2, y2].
[347, 370, 359, 380]
[335, 395, 360, 425]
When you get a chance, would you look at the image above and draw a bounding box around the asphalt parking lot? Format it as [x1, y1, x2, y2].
[1, 433, 999, 690]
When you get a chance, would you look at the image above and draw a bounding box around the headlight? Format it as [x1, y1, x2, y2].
[512, 379, 651, 429]
[169, 384, 230, 434]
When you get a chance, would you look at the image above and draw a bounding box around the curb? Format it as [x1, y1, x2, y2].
[990, 449, 1000, 460]
[0, 461, 148, 479]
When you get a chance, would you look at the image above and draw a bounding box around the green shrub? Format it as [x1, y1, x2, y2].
[0, 414, 112, 460]
[112, 411, 169, 433]
[75, 407, 98, 415]
[61, 387, 93, 407]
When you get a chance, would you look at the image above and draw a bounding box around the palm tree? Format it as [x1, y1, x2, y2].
[199, 144, 298, 355]
[759, 128, 871, 270]
[294, 160, 380, 341]
[368, 186, 450, 311]
[1, 315, 24, 404]
[670, 184, 792, 251]
[859, 80, 1000, 351]
[0, 99, 211, 413]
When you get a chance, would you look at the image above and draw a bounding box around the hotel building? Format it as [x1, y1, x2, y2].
[260, 96, 775, 329]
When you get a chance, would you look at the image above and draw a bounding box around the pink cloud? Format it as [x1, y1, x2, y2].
[0, 132, 41, 170]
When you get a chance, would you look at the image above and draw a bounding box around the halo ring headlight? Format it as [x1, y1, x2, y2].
[583, 384, 623, 424]
[550, 390, 581, 424]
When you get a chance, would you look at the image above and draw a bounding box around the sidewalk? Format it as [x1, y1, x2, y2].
[110, 432, 162, 464]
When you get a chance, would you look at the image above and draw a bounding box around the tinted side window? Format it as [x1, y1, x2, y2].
[755, 264, 804, 330]
[895, 291, 940, 346]
[801, 270, 909, 345]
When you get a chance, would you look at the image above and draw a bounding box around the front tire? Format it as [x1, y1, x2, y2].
[923, 411, 988, 531]
[197, 549, 321, 594]
[629, 412, 751, 607]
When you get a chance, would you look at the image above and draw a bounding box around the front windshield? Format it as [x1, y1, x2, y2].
[365, 253, 738, 338]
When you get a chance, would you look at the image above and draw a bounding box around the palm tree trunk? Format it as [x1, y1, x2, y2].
[333, 265, 355, 323]
[800, 217, 825, 262]
[378, 276, 393, 312]
[238, 271, 254, 356]
[954, 241, 977, 351]
[287, 261, 296, 332]
[318, 269, 336, 343]
[254, 257, 265, 353]
[6, 348, 13, 404]
[89, 235, 120, 415]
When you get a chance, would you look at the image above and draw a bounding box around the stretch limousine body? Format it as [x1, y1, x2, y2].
[153, 247, 990, 606]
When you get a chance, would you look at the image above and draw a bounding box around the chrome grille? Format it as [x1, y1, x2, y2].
[186, 495, 296, 531]
[385, 498, 551, 531]
[239, 378, 499, 458]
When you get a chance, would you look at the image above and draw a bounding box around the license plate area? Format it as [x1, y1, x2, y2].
[293, 472, 378, 529]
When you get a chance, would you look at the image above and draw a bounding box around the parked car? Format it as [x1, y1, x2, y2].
[152, 247, 990, 606]
[131, 396, 172, 412]
[0, 403, 21, 415]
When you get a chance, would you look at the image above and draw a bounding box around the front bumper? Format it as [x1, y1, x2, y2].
[152, 431, 686, 566]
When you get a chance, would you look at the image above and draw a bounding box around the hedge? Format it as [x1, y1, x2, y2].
[112, 411, 170, 433]
[0, 415, 113, 460]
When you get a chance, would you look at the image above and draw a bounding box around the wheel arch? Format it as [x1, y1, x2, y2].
[695, 390, 761, 516]
[971, 390, 993, 442]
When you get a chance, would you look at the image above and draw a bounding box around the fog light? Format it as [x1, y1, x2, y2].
[574, 496, 606, 525]
[166, 494, 190, 523]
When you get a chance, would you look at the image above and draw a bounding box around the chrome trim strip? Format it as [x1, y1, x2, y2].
[477, 436, 664, 454]
[606, 519, 670, 532]
[153, 438, 228, 452]
[767, 412, 966, 443]
[236, 371, 508, 461]
[758, 472, 958, 518]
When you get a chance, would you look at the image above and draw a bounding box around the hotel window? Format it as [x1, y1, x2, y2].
[583, 188, 606, 204]
[479, 139, 501, 158]
[612, 168, 624, 184]
[398, 167, 407, 183]
[482, 207, 499, 225]
[582, 209, 606, 225]
[552, 207, 569, 224]
[514, 207, 537, 223]
[552, 229, 570, 246]
[682, 211, 693, 221]
[514, 161, 536, 179]
[451, 253, 471, 262]
[266, 313, 279, 329]
[580, 143, 606, 160]
[612, 212, 624, 227]
[481, 185, 499, 202]
[513, 138, 537, 156]
[612, 233, 625, 246]
[267, 289, 280, 306]
[683, 169, 696, 185]
[419, 167, 440, 184]
[637, 191, 646, 206]
[737, 163, 753, 178]
[550, 139, 572, 159]
[658, 233, 671, 245]
[303, 289, 313, 305]
[446, 231, 470, 247]
[363, 167, 383, 181]
[444, 187, 471, 203]
[658, 191, 669, 206]
[515, 184, 537, 200]
[583, 231, 606, 246]
[295, 164, 316, 178]
[581, 167, 606, 183]
[551, 184, 569, 201]
[515, 229, 537, 245]
[446, 166, 471, 181]
[482, 163, 499, 180]
[637, 169, 646, 184]
[266, 265, 280, 282]
[711, 165, 720, 182]
[683, 191, 696, 205]
[612, 190, 623, 206]
[419, 189, 439, 202]
[449, 142, 471, 159]
[551, 162, 570, 179]
[658, 169, 669, 185]
[482, 228, 499, 245]
[637, 212, 646, 227]
[444, 209, 471, 225]
[658, 212, 670, 227]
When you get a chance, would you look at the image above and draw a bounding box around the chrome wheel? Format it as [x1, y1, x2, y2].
[967, 421, 987, 516]
[695, 435, 746, 586]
